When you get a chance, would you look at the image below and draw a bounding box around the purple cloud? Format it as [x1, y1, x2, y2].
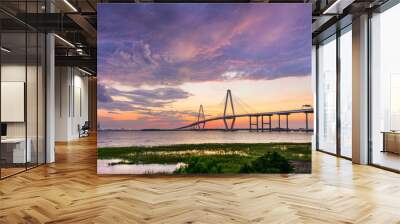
[98, 83, 113, 103]
[98, 84, 192, 111]
[98, 4, 311, 87]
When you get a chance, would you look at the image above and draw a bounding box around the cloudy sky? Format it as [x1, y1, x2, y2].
[98, 3, 312, 130]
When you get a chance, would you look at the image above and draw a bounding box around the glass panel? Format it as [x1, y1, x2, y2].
[340, 28, 352, 158]
[38, 33, 45, 165]
[371, 3, 400, 171]
[26, 0, 40, 169]
[0, 1, 46, 178]
[27, 31, 38, 169]
[317, 36, 337, 154]
[1, 30, 27, 177]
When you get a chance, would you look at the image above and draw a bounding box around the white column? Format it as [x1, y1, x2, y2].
[45, 1, 55, 163]
[46, 33, 55, 163]
[352, 14, 369, 164]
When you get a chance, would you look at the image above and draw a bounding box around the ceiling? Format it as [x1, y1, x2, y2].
[0, 0, 390, 75]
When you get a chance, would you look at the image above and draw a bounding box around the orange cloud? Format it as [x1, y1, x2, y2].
[98, 109, 143, 121]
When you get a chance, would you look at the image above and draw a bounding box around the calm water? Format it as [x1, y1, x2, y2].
[97, 130, 312, 174]
[98, 130, 312, 147]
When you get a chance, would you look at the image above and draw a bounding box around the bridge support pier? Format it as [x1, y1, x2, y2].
[269, 115, 272, 131]
[249, 116, 251, 131]
[286, 114, 289, 131]
[256, 115, 259, 132]
[261, 116, 264, 131]
[249, 115, 260, 131]
[197, 105, 205, 130]
[261, 115, 272, 132]
[278, 115, 281, 131]
[261, 115, 265, 132]
[224, 118, 236, 131]
[305, 112, 309, 131]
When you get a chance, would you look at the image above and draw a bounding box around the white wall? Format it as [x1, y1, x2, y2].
[55, 67, 89, 141]
[72, 73, 89, 138]
[1, 65, 26, 128]
[1, 65, 41, 138]
[55, 67, 70, 141]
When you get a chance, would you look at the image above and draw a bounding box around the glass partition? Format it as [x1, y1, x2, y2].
[38, 32, 45, 165]
[371, 3, 400, 171]
[0, 1, 46, 179]
[317, 35, 337, 154]
[27, 31, 38, 169]
[1, 31, 28, 177]
[339, 27, 352, 158]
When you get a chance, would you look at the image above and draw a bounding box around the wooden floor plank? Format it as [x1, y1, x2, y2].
[0, 135, 400, 223]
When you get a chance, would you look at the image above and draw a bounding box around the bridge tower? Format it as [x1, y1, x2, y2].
[223, 89, 236, 130]
[197, 104, 205, 129]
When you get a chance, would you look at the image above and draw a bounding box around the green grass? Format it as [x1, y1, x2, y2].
[98, 143, 311, 173]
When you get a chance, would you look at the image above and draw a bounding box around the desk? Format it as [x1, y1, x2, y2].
[1, 138, 31, 163]
[382, 131, 400, 154]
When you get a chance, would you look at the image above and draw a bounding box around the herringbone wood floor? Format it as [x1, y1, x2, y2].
[1, 135, 400, 224]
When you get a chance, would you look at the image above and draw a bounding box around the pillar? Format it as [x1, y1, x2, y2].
[261, 116, 264, 131]
[286, 114, 289, 131]
[278, 114, 281, 130]
[46, 1, 55, 163]
[249, 116, 252, 131]
[306, 113, 309, 131]
[269, 115, 272, 131]
[352, 14, 369, 164]
[256, 116, 259, 131]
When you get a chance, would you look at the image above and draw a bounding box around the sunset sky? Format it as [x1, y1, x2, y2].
[98, 4, 312, 130]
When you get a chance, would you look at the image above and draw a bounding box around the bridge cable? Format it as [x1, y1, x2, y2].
[232, 94, 258, 114]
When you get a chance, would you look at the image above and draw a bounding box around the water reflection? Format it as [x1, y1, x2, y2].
[97, 159, 185, 174]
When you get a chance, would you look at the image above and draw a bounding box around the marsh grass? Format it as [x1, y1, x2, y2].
[98, 143, 311, 173]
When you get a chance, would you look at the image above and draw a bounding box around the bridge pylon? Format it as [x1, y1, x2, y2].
[223, 89, 236, 130]
[197, 104, 205, 129]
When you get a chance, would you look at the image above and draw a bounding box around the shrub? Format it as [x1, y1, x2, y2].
[240, 152, 293, 173]
[174, 157, 223, 174]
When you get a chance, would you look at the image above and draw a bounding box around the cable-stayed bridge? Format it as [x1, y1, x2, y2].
[175, 89, 313, 132]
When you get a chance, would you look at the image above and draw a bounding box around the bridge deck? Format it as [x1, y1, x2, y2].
[177, 108, 313, 130]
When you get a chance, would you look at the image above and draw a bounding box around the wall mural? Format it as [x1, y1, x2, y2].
[97, 3, 313, 175]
